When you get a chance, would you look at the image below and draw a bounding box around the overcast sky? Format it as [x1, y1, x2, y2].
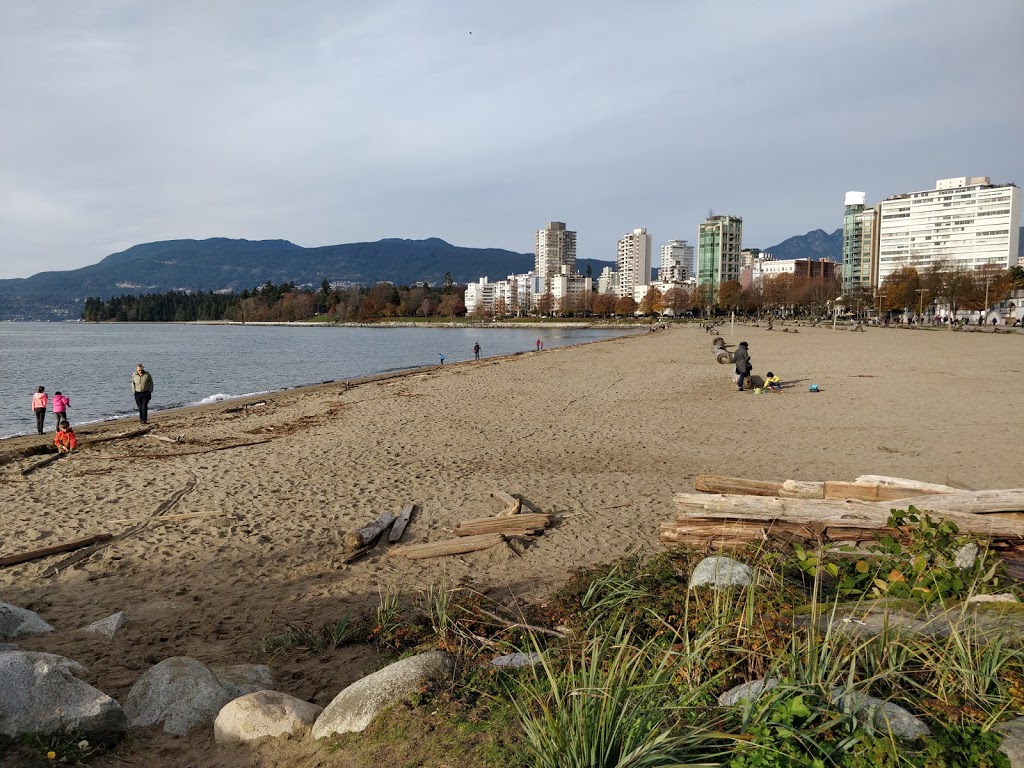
[1, 1, 1022, 280]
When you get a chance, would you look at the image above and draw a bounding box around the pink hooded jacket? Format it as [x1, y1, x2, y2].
[52, 393, 70, 414]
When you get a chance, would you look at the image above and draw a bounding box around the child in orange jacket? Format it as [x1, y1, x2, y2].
[54, 421, 77, 453]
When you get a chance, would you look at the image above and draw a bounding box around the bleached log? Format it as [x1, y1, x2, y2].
[343, 511, 396, 551]
[853, 475, 962, 493]
[146, 433, 184, 444]
[455, 513, 550, 537]
[673, 492, 1024, 538]
[694, 475, 824, 499]
[822, 481, 946, 502]
[390, 533, 505, 560]
[491, 490, 522, 516]
[389, 503, 416, 543]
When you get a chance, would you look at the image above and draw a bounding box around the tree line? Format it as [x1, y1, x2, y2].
[82, 277, 468, 323]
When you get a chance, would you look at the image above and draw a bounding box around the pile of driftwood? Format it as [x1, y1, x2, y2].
[660, 474, 1024, 555]
[343, 492, 551, 562]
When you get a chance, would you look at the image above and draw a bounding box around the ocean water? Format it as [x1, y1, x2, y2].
[0, 323, 637, 438]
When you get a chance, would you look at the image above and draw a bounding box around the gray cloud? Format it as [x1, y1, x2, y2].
[1, 0, 1021, 279]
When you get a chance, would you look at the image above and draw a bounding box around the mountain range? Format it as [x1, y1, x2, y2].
[2, 226, 1020, 321]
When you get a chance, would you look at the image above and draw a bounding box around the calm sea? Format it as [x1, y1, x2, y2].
[0, 323, 637, 439]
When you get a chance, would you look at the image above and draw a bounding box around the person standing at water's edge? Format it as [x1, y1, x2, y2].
[132, 363, 154, 424]
[32, 386, 48, 434]
[473, 342, 481, 360]
[52, 391, 70, 425]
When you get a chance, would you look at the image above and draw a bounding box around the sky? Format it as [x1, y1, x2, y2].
[1, 1, 1022, 280]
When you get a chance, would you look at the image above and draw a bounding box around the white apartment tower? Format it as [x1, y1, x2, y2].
[616, 228, 652, 297]
[876, 177, 1021, 283]
[658, 240, 694, 283]
[535, 222, 577, 285]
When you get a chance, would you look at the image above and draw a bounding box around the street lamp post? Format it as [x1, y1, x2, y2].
[916, 288, 929, 323]
[984, 277, 992, 323]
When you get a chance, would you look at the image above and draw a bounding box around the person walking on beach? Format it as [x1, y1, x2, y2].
[52, 391, 70, 425]
[32, 386, 48, 434]
[473, 342, 481, 360]
[733, 341, 752, 392]
[438, 353, 445, 366]
[132, 363, 154, 424]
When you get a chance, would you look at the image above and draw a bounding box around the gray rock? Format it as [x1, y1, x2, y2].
[80, 612, 127, 638]
[210, 664, 275, 699]
[831, 688, 930, 742]
[717, 677, 780, 707]
[996, 717, 1024, 767]
[0, 643, 17, 652]
[124, 656, 234, 736]
[954, 542, 979, 570]
[689, 556, 752, 589]
[0, 651, 127, 739]
[214, 690, 322, 744]
[0, 602, 54, 640]
[312, 651, 454, 739]
[967, 593, 1018, 604]
[491, 652, 542, 669]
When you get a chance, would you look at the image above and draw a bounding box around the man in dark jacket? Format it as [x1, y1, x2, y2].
[733, 342, 751, 392]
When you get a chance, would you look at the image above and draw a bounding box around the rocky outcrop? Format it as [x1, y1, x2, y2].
[312, 651, 454, 739]
[0, 651, 127, 739]
[214, 690, 322, 744]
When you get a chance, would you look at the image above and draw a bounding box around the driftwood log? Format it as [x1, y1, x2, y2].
[0, 534, 114, 568]
[694, 474, 959, 502]
[491, 491, 522, 516]
[343, 511, 397, 551]
[389, 503, 416, 543]
[694, 475, 824, 499]
[455, 513, 550, 537]
[665, 492, 1024, 547]
[390, 533, 505, 560]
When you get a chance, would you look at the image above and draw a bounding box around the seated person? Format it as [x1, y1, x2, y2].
[54, 420, 77, 453]
[764, 372, 782, 391]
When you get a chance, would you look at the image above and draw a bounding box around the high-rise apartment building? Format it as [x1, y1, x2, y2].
[842, 191, 879, 296]
[616, 228, 652, 297]
[876, 177, 1021, 284]
[658, 240, 694, 283]
[535, 222, 577, 285]
[697, 215, 743, 291]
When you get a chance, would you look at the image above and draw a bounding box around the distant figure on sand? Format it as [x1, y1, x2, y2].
[54, 421, 77, 453]
[764, 372, 782, 392]
[536, 339, 541, 352]
[473, 342, 481, 360]
[32, 386, 48, 434]
[733, 342, 752, 392]
[52, 391, 70, 424]
[438, 353, 445, 365]
[132, 363, 154, 424]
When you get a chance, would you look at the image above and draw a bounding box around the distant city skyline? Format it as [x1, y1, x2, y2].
[1, 1, 1021, 280]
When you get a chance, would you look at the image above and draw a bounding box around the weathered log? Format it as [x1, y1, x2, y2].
[343, 511, 396, 551]
[224, 400, 267, 413]
[21, 453, 62, 476]
[491, 491, 522, 516]
[454, 513, 550, 537]
[694, 475, 824, 499]
[389, 503, 416, 543]
[390, 533, 505, 560]
[78, 426, 151, 446]
[146, 433, 184, 444]
[673, 492, 1024, 538]
[822, 481, 946, 502]
[853, 475, 961, 493]
[0, 534, 114, 568]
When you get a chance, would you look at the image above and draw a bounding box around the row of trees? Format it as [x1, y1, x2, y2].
[875, 264, 1022, 318]
[82, 279, 468, 323]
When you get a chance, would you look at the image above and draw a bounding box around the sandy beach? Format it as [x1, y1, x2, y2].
[2, 322, 1022, 765]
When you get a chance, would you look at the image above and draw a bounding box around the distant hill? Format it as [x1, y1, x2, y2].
[0, 237, 613, 321]
[762, 228, 843, 261]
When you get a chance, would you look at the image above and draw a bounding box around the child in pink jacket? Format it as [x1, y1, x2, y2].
[32, 386, 48, 434]
[52, 391, 70, 424]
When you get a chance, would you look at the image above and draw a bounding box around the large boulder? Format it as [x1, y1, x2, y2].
[831, 688, 930, 743]
[689, 556, 752, 589]
[996, 717, 1024, 767]
[124, 657, 235, 736]
[312, 651, 454, 739]
[209, 664, 275, 699]
[0, 651, 127, 740]
[0, 602, 54, 640]
[214, 690, 322, 744]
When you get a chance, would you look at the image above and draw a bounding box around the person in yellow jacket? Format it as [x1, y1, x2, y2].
[764, 372, 782, 392]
